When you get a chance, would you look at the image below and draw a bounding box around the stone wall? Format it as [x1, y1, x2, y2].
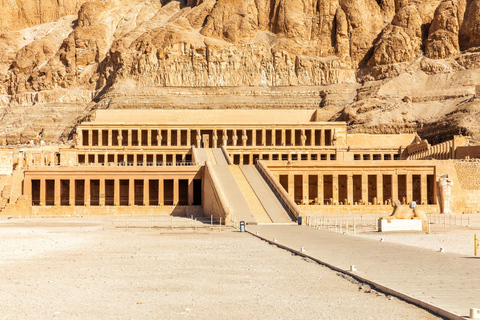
[2, 204, 203, 218]
[300, 205, 440, 215]
[0, 151, 13, 175]
[435, 160, 480, 214]
[454, 161, 480, 190]
[202, 163, 229, 224]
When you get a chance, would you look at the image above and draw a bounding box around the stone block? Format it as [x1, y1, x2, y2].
[378, 218, 427, 232]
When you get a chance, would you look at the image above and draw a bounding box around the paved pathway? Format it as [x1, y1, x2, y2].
[247, 225, 480, 319]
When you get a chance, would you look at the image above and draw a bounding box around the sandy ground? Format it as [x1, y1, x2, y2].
[0, 217, 440, 320]
[302, 213, 480, 256]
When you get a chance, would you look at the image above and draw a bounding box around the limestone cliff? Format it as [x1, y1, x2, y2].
[0, 0, 480, 145]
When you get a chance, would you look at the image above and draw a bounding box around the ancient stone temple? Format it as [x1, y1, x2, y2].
[1, 109, 479, 223]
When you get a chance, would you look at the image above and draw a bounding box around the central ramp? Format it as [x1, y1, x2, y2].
[211, 148, 229, 165]
[240, 166, 293, 224]
[203, 149, 294, 224]
[209, 165, 256, 224]
[229, 166, 272, 223]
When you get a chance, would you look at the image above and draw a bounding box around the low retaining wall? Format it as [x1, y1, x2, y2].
[299, 204, 440, 215]
[15, 205, 204, 218]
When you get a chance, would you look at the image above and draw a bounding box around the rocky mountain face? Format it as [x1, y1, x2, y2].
[0, 0, 480, 145]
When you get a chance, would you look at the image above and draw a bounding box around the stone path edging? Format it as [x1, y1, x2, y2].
[247, 230, 462, 320]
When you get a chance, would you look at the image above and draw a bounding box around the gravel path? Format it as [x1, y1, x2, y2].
[0, 217, 439, 319]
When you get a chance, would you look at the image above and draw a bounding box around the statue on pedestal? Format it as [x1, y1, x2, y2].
[212, 132, 218, 148]
[301, 129, 307, 146]
[117, 133, 123, 146]
[232, 131, 238, 146]
[438, 174, 453, 214]
[242, 130, 248, 146]
[196, 130, 201, 148]
[157, 131, 162, 146]
[384, 199, 427, 220]
[222, 130, 228, 146]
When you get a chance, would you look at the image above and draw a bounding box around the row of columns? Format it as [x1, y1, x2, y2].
[411, 141, 453, 160]
[283, 173, 432, 205]
[82, 129, 190, 148]
[80, 128, 334, 148]
[79, 153, 193, 166]
[27, 178, 196, 207]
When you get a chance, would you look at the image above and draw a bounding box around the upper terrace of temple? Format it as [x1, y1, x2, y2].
[76, 109, 346, 149]
[91, 110, 323, 125]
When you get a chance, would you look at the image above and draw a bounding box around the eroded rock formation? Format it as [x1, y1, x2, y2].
[0, 0, 479, 144]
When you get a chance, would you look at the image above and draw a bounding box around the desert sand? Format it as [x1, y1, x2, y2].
[0, 216, 440, 319]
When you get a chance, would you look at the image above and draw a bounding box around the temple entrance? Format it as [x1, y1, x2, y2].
[202, 134, 210, 148]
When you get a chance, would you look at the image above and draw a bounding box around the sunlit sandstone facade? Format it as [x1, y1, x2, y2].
[1, 109, 479, 219]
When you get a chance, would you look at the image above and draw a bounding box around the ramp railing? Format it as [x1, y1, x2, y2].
[255, 160, 300, 221]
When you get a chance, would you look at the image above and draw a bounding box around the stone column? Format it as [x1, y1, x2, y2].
[262, 129, 266, 146]
[332, 174, 339, 205]
[85, 179, 90, 206]
[347, 174, 353, 205]
[272, 130, 276, 146]
[70, 179, 75, 206]
[302, 173, 309, 205]
[392, 174, 398, 202]
[177, 130, 181, 147]
[40, 179, 46, 206]
[88, 129, 93, 147]
[100, 179, 105, 206]
[147, 130, 152, 147]
[78, 131, 83, 147]
[144, 179, 149, 206]
[252, 129, 257, 147]
[128, 129, 132, 147]
[24, 178, 32, 197]
[310, 130, 315, 147]
[421, 174, 428, 205]
[288, 174, 295, 199]
[377, 174, 383, 205]
[361, 173, 368, 204]
[406, 173, 412, 204]
[98, 130, 103, 147]
[187, 130, 191, 147]
[281, 129, 286, 146]
[159, 179, 164, 206]
[321, 129, 325, 146]
[317, 174, 323, 205]
[129, 179, 134, 206]
[143, 153, 146, 166]
[167, 129, 172, 147]
[173, 179, 179, 205]
[108, 129, 112, 146]
[54, 178, 60, 206]
[188, 178, 194, 205]
[114, 179, 120, 206]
